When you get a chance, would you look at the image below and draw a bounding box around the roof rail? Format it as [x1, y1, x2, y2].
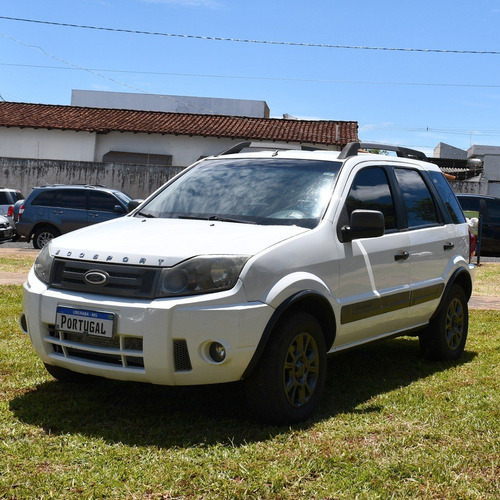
[218, 141, 324, 156]
[218, 142, 252, 156]
[338, 142, 427, 161]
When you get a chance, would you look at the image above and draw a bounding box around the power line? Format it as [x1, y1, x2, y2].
[0, 32, 219, 115]
[2, 62, 500, 89]
[0, 15, 498, 55]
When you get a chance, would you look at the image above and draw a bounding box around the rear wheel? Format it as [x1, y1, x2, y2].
[33, 226, 60, 249]
[419, 284, 468, 361]
[244, 312, 327, 424]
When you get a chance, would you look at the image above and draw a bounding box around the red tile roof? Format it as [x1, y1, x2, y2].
[0, 101, 358, 146]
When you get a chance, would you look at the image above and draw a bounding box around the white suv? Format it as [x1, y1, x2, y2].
[21, 142, 475, 424]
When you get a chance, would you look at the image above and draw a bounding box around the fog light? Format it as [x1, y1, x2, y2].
[209, 342, 226, 363]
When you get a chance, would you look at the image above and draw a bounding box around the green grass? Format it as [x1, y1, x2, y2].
[472, 262, 500, 297]
[1, 285, 498, 498]
[0, 254, 37, 274]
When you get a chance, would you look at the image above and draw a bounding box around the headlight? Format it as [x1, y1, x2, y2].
[33, 243, 54, 284]
[156, 255, 249, 298]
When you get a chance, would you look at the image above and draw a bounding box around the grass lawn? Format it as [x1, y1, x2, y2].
[0, 283, 498, 498]
[0, 253, 38, 274]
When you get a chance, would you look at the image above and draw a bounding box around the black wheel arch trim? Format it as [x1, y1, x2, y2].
[31, 222, 60, 239]
[429, 267, 473, 322]
[241, 290, 336, 379]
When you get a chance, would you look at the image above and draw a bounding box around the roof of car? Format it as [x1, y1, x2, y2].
[456, 193, 499, 200]
[211, 146, 441, 172]
[32, 184, 118, 191]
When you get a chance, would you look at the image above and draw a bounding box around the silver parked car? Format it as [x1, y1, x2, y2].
[0, 214, 14, 243]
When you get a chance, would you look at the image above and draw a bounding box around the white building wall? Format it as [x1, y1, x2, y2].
[72, 90, 270, 118]
[468, 145, 500, 197]
[0, 127, 96, 162]
[94, 132, 245, 166]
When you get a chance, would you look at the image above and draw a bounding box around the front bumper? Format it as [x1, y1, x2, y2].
[22, 268, 273, 385]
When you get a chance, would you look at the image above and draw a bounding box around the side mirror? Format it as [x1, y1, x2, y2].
[127, 199, 144, 213]
[114, 205, 125, 214]
[341, 209, 385, 242]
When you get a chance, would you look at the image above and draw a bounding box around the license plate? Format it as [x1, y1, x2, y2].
[56, 306, 115, 338]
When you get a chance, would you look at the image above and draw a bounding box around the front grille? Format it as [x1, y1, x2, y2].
[47, 325, 145, 369]
[50, 259, 161, 298]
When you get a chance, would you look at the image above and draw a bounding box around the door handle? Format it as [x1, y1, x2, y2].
[443, 242, 455, 251]
[394, 251, 410, 261]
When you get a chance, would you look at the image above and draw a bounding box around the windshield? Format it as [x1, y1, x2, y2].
[113, 191, 132, 204]
[136, 158, 341, 228]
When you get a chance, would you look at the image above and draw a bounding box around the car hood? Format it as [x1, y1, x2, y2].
[49, 217, 309, 266]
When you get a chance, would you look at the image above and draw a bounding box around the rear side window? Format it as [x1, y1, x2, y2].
[486, 198, 500, 223]
[429, 171, 466, 224]
[89, 191, 120, 212]
[394, 169, 439, 228]
[346, 167, 397, 231]
[457, 197, 480, 212]
[0, 192, 12, 204]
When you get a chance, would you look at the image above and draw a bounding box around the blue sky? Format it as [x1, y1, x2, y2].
[1, 0, 499, 156]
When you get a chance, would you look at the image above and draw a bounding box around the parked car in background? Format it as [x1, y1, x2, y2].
[456, 194, 500, 256]
[16, 185, 133, 249]
[0, 187, 24, 224]
[0, 214, 14, 243]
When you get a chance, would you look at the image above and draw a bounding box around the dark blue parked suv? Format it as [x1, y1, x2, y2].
[456, 194, 500, 257]
[16, 185, 132, 248]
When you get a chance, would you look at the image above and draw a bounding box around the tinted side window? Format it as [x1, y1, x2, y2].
[428, 171, 466, 224]
[394, 169, 439, 228]
[457, 197, 480, 213]
[346, 167, 397, 230]
[89, 191, 120, 212]
[55, 190, 87, 210]
[0, 193, 12, 204]
[31, 191, 56, 207]
[486, 199, 500, 223]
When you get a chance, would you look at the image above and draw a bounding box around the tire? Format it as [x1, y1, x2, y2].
[244, 312, 327, 425]
[33, 226, 60, 249]
[419, 284, 469, 361]
[44, 363, 100, 383]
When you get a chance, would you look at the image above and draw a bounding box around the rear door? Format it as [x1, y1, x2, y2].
[483, 197, 500, 255]
[393, 167, 457, 323]
[335, 164, 411, 346]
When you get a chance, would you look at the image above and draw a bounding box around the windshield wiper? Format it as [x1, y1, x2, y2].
[137, 211, 156, 218]
[177, 214, 256, 224]
[207, 215, 256, 224]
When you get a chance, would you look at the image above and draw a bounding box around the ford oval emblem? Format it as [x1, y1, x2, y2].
[84, 270, 109, 286]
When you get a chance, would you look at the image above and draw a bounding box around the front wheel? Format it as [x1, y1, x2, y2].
[419, 284, 469, 361]
[33, 226, 60, 249]
[244, 312, 327, 425]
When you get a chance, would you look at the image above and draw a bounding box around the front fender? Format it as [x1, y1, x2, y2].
[260, 272, 333, 308]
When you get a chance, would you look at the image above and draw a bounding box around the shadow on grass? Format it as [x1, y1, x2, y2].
[10, 337, 475, 448]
